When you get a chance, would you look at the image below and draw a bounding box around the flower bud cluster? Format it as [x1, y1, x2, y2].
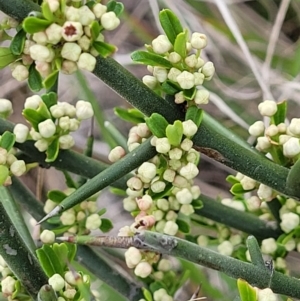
[9, 0, 121, 82]
[142, 32, 214, 107]
[44, 189, 103, 235]
[20, 95, 93, 155]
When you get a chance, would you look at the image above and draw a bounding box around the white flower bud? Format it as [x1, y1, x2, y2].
[176, 71, 195, 90]
[169, 159, 182, 171]
[108, 146, 126, 162]
[32, 31, 48, 45]
[191, 32, 207, 49]
[163, 220, 178, 235]
[179, 162, 199, 180]
[138, 162, 157, 181]
[63, 289, 76, 299]
[157, 259, 172, 272]
[87, 201, 97, 213]
[78, 5, 95, 26]
[258, 100, 277, 117]
[172, 175, 188, 188]
[38, 119, 56, 138]
[29, 45, 54, 62]
[256, 136, 271, 152]
[185, 54, 198, 68]
[25, 95, 42, 109]
[136, 123, 150, 138]
[136, 195, 153, 211]
[77, 53, 96, 72]
[169, 196, 180, 210]
[23, 40, 35, 55]
[101, 12, 120, 30]
[45, 23, 62, 44]
[123, 197, 137, 212]
[169, 148, 182, 160]
[154, 288, 170, 301]
[0, 148, 7, 165]
[152, 35, 172, 54]
[58, 116, 70, 130]
[134, 261, 152, 278]
[283, 137, 300, 158]
[77, 35, 91, 52]
[93, 3, 107, 18]
[240, 176, 256, 190]
[246, 196, 261, 211]
[266, 125, 280, 138]
[61, 42, 82, 61]
[35, 61, 51, 77]
[45, 0, 59, 12]
[176, 188, 193, 204]
[187, 149, 199, 163]
[284, 238, 296, 251]
[22, 54, 34, 66]
[163, 169, 176, 182]
[197, 235, 209, 247]
[153, 67, 168, 83]
[151, 181, 166, 193]
[62, 21, 83, 42]
[288, 118, 300, 136]
[142, 75, 158, 89]
[201, 61, 215, 79]
[191, 185, 201, 199]
[1, 276, 16, 295]
[180, 204, 194, 215]
[279, 134, 290, 145]
[44, 199, 57, 215]
[69, 119, 80, 131]
[126, 187, 143, 197]
[156, 198, 169, 211]
[40, 229, 55, 244]
[65, 6, 80, 21]
[85, 213, 102, 230]
[168, 51, 181, 63]
[257, 288, 277, 301]
[286, 198, 297, 210]
[194, 89, 209, 105]
[257, 184, 273, 201]
[0, 99, 13, 117]
[10, 160, 26, 176]
[48, 273, 65, 291]
[182, 120, 198, 137]
[155, 137, 171, 154]
[180, 138, 193, 151]
[59, 135, 75, 149]
[261, 238, 277, 254]
[64, 271, 80, 286]
[174, 91, 185, 104]
[34, 139, 49, 152]
[76, 100, 94, 119]
[61, 60, 78, 74]
[125, 247, 142, 268]
[167, 67, 181, 82]
[60, 210, 76, 226]
[280, 212, 299, 233]
[12, 64, 29, 81]
[217, 240, 233, 256]
[249, 121, 265, 136]
[6, 154, 16, 166]
[194, 72, 205, 85]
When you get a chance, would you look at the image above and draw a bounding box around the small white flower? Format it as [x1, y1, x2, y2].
[165, 210, 177, 221]
[101, 12, 120, 30]
[136, 195, 153, 211]
[176, 188, 193, 204]
[284, 238, 296, 251]
[191, 32, 207, 49]
[76, 100, 94, 119]
[163, 169, 176, 182]
[179, 162, 199, 180]
[194, 72, 205, 85]
[249, 121, 265, 136]
[23, 40, 35, 55]
[173, 175, 188, 188]
[0, 148, 8, 165]
[168, 51, 181, 63]
[258, 100, 277, 117]
[174, 91, 185, 104]
[123, 197, 137, 212]
[77, 53, 96, 72]
[142, 75, 158, 89]
[261, 238, 277, 254]
[10, 160, 26, 176]
[191, 185, 201, 199]
[12, 64, 29, 81]
[134, 262, 152, 278]
[108, 146, 126, 162]
[169, 148, 182, 160]
[176, 71, 195, 90]
[0, 99, 13, 117]
[155, 137, 171, 153]
[180, 204, 195, 215]
[24, 95, 42, 110]
[217, 240, 233, 256]
[257, 288, 277, 301]
[1, 276, 16, 295]
[78, 35, 91, 52]
[93, 3, 107, 18]
[125, 247, 142, 268]
[240, 176, 256, 190]
[60, 210, 76, 226]
[61, 42, 82, 62]
[185, 54, 198, 68]
[151, 181, 166, 193]
[256, 137, 271, 152]
[201, 61, 215, 79]
[265, 124, 278, 137]
[62, 21, 83, 42]
[59, 135, 75, 149]
[246, 196, 261, 211]
[48, 273, 65, 291]
[34, 139, 49, 152]
[29, 45, 54, 62]
[78, 5, 95, 26]
[38, 119, 56, 138]
[61, 60, 78, 74]
[65, 6, 80, 21]
[157, 198, 169, 211]
[257, 184, 273, 201]
[180, 138, 193, 151]
[194, 89, 209, 105]
[280, 212, 299, 233]
[138, 162, 157, 181]
[40, 229, 55, 244]
[182, 120, 198, 137]
[85, 213, 102, 230]
[163, 220, 178, 235]
[58, 116, 70, 130]
[152, 35, 172, 54]
[35, 61, 52, 78]
[32, 31, 48, 45]
[288, 118, 300, 136]
[196, 57, 205, 68]
[13, 124, 29, 143]
[127, 177, 143, 191]
[45, 23, 62, 44]
[283, 137, 300, 158]
[167, 67, 181, 82]
[153, 67, 168, 83]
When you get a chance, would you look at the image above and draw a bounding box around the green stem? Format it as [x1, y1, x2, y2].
[0, 202, 48, 298]
[0, 0, 39, 20]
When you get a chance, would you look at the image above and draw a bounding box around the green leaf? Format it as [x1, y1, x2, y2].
[28, 63, 43, 92]
[159, 9, 184, 45]
[166, 120, 183, 146]
[226, 175, 240, 185]
[23, 108, 46, 130]
[114, 107, 145, 124]
[286, 158, 300, 196]
[51, 225, 73, 235]
[23, 17, 52, 34]
[185, 106, 203, 127]
[183, 87, 196, 100]
[92, 41, 117, 57]
[145, 113, 169, 138]
[36, 249, 56, 277]
[52, 243, 69, 270]
[191, 198, 203, 209]
[37, 284, 57, 301]
[47, 190, 67, 203]
[237, 279, 256, 301]
[142, 288, 153, 301]
[41, 2, 55, 22]
[174, 30, 188, 58]
[0, 47, 17, 69]
[37, 101, 52, 120]
[97, 208, 107, 216]
[0, 165, 9, 185]
[271, 100, 287, 125]
[230, 183, 248, 195]
[0, 131, 16, 151]
[76, 276, 91, 301]
[42, 70, 59, 90]
[99, 218, 113, 233]
[10, 29, 27, 55]
[176, 218, 190, 233]
[90, 20, 101, 40]
[40, 244, 64, 276]
[62, 170, 78, 189]
[66, 243, 77, 262]
[41, 92, 58, 109]
[161, 80, 180, 95]
[106, 0, 124, 16]
[46, 138, 60, 162]
[131, 51, 173, 68]
[109, 187, 127, 196]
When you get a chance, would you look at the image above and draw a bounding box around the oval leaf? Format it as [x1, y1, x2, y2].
[10, 29, 27, 55]
[92, 41, 117, 57]
[99, 218, 113, 233]
[28, 63, 43, 92]
[41, 2, 55, 22]
[166, 120, 183, 146]
[106, 0, 124, 16]
[174, 30, 188, 58]
[46, 138, 60, 162]
[131, 51, 173, 68]
[176, 218, 190, 234]
[272, 100, 287, 126]
[47, 190, 67, 203]
[0, 165, 9, 185]
[0, 131, 16, 151]
[36, 249, 56, 277]
[114, 107, 145, 124]
[145, 113, 169, 138]
[23, 17, 52, 34]
[185, 106, 203, 127]
[43, 70, 59, 90]
[237, 279, 257, 301]
[0, 47, 17, 69]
